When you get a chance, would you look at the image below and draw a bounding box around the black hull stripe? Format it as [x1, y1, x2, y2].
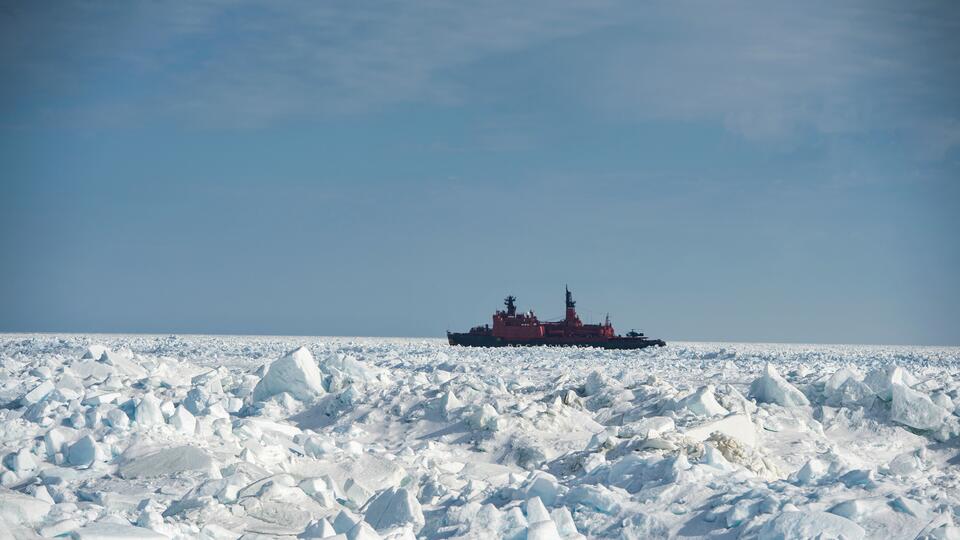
[446, 333, 666, 350]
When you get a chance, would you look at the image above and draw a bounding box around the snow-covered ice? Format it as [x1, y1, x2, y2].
[1, 334, 959, 539]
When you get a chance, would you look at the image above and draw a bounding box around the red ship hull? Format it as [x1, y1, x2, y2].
[447, 287, 666, 349]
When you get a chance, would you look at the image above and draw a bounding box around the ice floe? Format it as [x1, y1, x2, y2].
[0, 335, 958, 538]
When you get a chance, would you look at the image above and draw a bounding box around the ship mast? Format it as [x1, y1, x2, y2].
[504, 295, 517, 316]
[565, 285, 577, 322]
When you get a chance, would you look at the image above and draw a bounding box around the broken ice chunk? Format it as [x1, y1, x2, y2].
[565, 485, 622, 514]
[620, 416, 675, 439]
[346, 521, 381, 540]
[340, 476, 373, 509]
[838, 469, 876, 489]
[466, 404, 499, 431]
[66, 435, 100, 468]
[363, 487, 425, 533]
[749, 364, 809, 407]
[683, 414, 758, 447]
[333, 509, 362, 534]
[82, 392, 120, 406]
[118, 446, 219, 479]
[81, 344, 110, 359]
[525, 496, 552, 524]
[792, 458, 830, 485]
[716, 384, 757, 415]
[300, 518, 337, 538]
[168, 405, 197, 434]
[864, 365, 918, 401]
[825, 378, 876, 408]
[105, 408, 130, 429]
[44, 426, 78, 458]
[885, 448, 926, 477]
[253, 346, 326, 402]
[584, 370, 616, 396]
[828, 499, 873, 522]
[621, 513, 669, 538]
[438, 390, 462, 418]
[526, 498, 565, 540]
[758, 510, 864, 540]
[523, 473, 560, 506]
[9, 448, 37, 474]
[890, 383, 948, 431]
[20, 380, 55, 406]
[134, 394, 165, 427]
[824, 366, 862, 395]
[0, 488, 52, 526]
[672, 385, 729, 417]
[550, 507, 585, 540]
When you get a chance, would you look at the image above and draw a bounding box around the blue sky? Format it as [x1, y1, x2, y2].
[1, 1, 958, 344]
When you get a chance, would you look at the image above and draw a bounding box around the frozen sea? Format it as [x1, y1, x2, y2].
[1, 333, 959, 539]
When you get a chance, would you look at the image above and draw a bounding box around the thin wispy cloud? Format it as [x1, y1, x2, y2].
[584, 3, 960, 146]
[1, 1, 626, 125]
[1, 1, 958, 157]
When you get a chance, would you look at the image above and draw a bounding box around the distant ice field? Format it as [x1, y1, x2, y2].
[1, 334, 958, 539]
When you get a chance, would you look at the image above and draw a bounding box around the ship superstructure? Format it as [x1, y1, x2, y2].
[448, 287, 665, 349]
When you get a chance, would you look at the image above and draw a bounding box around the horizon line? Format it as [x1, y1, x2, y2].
[1, 330, 957, 349]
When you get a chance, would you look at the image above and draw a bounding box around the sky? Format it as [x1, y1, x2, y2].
[1, 1, 958, 345]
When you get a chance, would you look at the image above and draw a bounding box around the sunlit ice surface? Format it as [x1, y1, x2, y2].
[1, 334, 959, 539]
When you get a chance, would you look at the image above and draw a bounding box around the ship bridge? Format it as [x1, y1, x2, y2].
[492, 287, 614, 340]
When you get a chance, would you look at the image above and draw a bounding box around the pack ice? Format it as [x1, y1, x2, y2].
[1, 335, 959, 539]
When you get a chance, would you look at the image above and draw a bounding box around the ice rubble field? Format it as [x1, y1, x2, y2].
[2, 335, 960, 540]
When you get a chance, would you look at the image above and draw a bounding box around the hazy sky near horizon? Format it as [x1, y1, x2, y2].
[1, 1, 958, 345]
